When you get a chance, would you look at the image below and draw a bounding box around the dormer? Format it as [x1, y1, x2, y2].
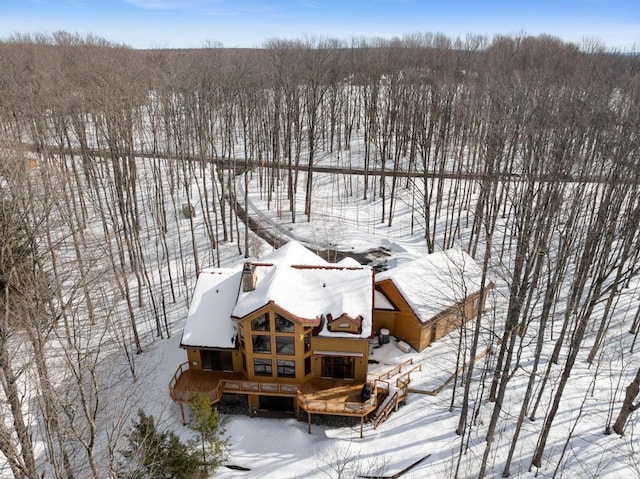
[326, 313, 363, 335]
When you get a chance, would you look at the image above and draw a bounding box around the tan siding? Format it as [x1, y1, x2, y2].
[231, 351, 243, 373]
[374, 310, 396, 333]
[310, 337, 369, 381]
[375, 279, 427, 352]
[375, 279, 494, 352]
[186, 349, 201, 369]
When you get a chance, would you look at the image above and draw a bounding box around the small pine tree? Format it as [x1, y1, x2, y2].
[189, 393, 229, 476]
[120, 409, 199, 479]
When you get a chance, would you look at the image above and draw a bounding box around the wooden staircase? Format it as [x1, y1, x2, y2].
[370, 359, 422, 429]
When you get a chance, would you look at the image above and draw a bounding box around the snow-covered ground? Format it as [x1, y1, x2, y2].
[131, 163, 640, 479]
[4, 137, 637, 478]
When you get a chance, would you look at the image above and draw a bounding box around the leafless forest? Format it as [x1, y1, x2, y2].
[1, 32, 640, 478]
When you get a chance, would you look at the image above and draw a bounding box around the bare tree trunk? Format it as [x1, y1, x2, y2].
[613, 365, 640, 435]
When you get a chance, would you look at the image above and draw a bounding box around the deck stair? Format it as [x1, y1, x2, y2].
[370, 358, 422, 429]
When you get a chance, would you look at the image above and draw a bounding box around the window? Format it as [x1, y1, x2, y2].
[304, 332, 311, 353]
[322, 356, 355, 379]
[252, 335, 271, 353]
[304, 356, 311, 376]
[276, 336, 294, 355]
[277, 360, 295, 378]
[200, 350, 233, 371]
[274, 313, 294, 332]
[251, 313, 270, 332]
[254, 359, 272, 376]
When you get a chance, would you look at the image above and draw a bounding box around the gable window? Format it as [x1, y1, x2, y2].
[254, 359, 272, 376]
[274, 313, 294, 332]
[252, 334, 271, 354]
[251, 313, 270, 332]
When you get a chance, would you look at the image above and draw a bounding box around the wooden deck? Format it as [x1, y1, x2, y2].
[169, 364, 245, 403]
[299, 378, 366, 402]
[169, 363, 381, 421]
[170, 362, 301, 404]
[297, 378, 379, 417]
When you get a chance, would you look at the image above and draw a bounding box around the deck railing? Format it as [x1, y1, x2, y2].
[297, 390, 377, 416]
[373, 390, 398, 428]
[223, 379, 298, 396]
[169, 362, 191, 402]
[372, 363, 422, 428]
[372, 357, 415, 382]
[396, 363, 422, 387]
[171, 363, 379, 418]
[170, 363, 300, 404]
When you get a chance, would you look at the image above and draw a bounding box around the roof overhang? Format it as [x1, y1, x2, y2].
[313, 350, 364, 358]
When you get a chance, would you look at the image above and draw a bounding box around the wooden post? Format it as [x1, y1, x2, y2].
[180, 403, 186, 426]
[307, 411, 312, 434]
[360, 416, 364, 438]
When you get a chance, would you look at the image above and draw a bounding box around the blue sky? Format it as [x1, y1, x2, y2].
[1, 0, 638, 50]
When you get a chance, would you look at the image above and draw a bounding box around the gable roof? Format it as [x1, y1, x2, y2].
[233, 241, 374, 339]
[375, 248, 484, 323]
[180, 241, 374, 345]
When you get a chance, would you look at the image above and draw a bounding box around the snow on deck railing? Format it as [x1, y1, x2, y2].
[371, 357, 415, 382]
[395, 363, 422, 388]
[372, 363, 421, 428]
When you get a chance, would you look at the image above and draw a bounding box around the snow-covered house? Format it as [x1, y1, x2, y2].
[170, 241, 376, 424]
[169, 242, 490, 425]
[374, 249, 492, 352]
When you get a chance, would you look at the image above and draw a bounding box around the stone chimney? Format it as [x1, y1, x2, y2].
[242, 262, 257, 292]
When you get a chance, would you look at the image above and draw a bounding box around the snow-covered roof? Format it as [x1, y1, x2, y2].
[376, 248, 484, 323]
[181, 241, 374, 345]
[260, 241, 329, 267]
[337, 256, 362, 268]
[233, 241, 374, 339]
[180, 268, 241, 349]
